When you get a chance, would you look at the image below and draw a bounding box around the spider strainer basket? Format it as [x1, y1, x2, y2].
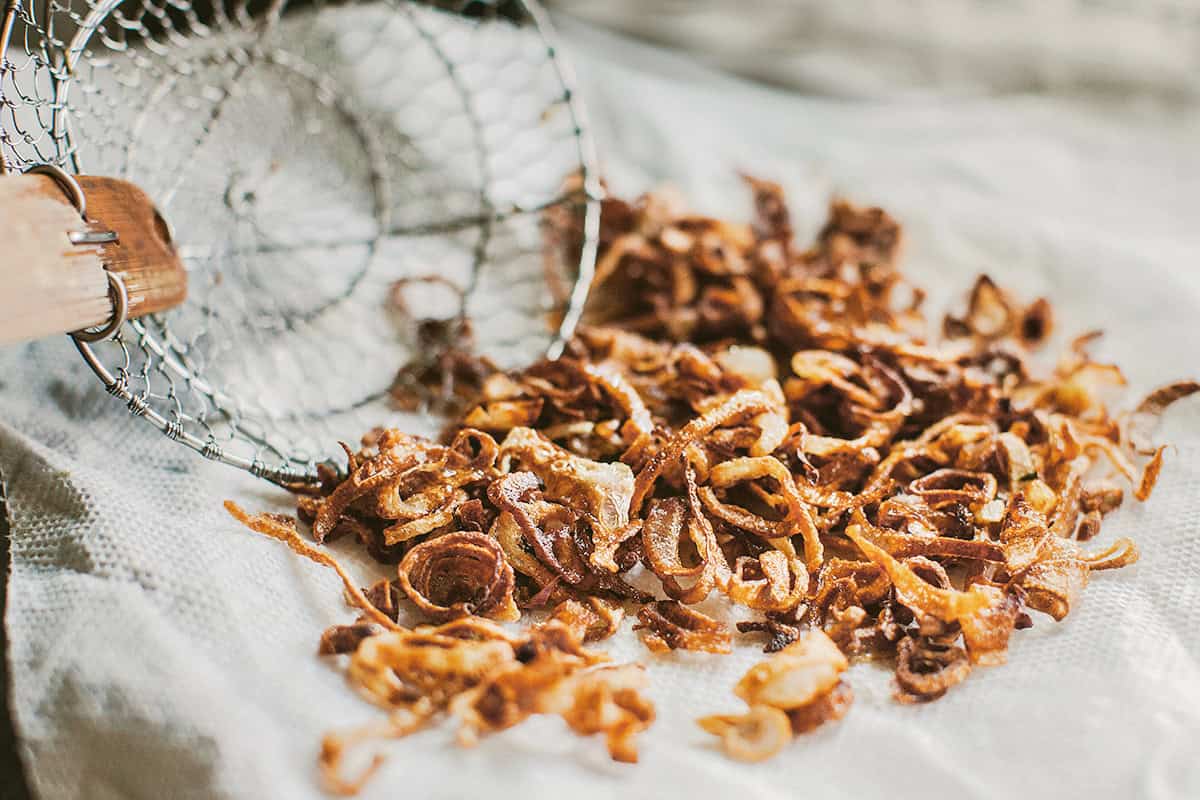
[0, 0, 601, 485]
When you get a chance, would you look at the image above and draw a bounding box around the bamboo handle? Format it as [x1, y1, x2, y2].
[0, 173, 187, 345]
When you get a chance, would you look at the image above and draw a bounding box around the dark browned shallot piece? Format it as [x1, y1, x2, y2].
[634, 600, 732, 654]
[396, 531, 519, 623]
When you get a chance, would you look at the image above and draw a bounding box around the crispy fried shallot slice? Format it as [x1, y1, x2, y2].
[1020, 536, 1138, 620]
[464, 398, 545, 431]
[224, 502, 402, 632]
[500, 427, 636, 573]
[734, 629, 847, 710]
[641, 464, 731, 605]
[634, 600, 732, 654]
[704, 456, 823, 570]
[894, 636, 971, 703]
[787, 680, 854, 733]
[396, 531, 519, 622]
[319, 623, 385, 656]
[727, 551, 809, 613]
[578, 360, 654, 438]
[844, 523, 1016, 663]
[550, 597, 626, 643]
[999, 495, 1052, 573]
[700, 630, 851, 761]
[1127, 381, 1200, 454]
[697, 705, 793, 763]
[555, 664, 656, 762]
[630, 390, 775, 513]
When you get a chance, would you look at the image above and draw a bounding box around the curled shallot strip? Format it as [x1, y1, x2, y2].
[956, 582, 1023, 666]
[727, 550, 808, 613]
[734, 629, 847, 710]
[1135, 446, 1166, 502]
[943, 274, 1024, 341]
[700, 629, 852, 762]
[716, 345, 778, 385]
[488, 471, 586, 585]
[1047, 463, 1084, 539]
[320, 713, 428, 796]
[313, 462, 406, 542]
[381, 488, 469, 545]
[998, 495, 1051, 573]
[894, 637, 971, 704]
[447, 427, 502, 471]
[1127, 381, 1200, 454]
[816, 558, 891, 608]
[682, 459, 732, 602]
[642, 497, 704, 581]
[1082, 436, 1138, 485]
[844, 523, 1000, 653]
[641, 494, 724, 605]
[790, 351, 883, 410]
[630, 390, 774, 513]
[550, 597, 626, 642]
[578, 360, 654, 438]
[638, 450, 732, 604]
[787, 680, 854, 733]
[488, 509, 559, 592]
[396, 531, 519, 623]
[499, 428, 635, 574]
[1020, 539, 1089, 620]
[1075, 510, 1103, 541]
[463, 398, 544, 431]
[224, 502, 403, 632]
[698, 705, 792, 763]
[555, 664, 656, 763]
[907, 469, 998, 509]
[996, 432, 1037, 488]
[349, 631, 513, 710]
[1081, 537, 1140, 571]
[849, 509, 1005, 564]
[749, 379, 789, 457]
[372, 454, 489, 526]
[634, 600, 732, 654]
[589, 520, 642, 578]
[705, 456, 823, 570]
[319, 623, 385, 656]
[1019, 536, 1138, 620]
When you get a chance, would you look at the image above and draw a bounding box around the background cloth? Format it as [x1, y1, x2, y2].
[4, 5, 1200, 798]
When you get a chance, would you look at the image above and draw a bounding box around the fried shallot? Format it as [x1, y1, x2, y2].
[226, 179, 1192, 787]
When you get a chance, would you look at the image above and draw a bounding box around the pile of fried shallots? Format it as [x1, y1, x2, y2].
[229, 178, 1197, 792]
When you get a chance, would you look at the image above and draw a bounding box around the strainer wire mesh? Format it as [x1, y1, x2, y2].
[0, 0, 601, 485]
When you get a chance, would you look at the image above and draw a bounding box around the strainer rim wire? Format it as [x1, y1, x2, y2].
[0, 0, 602, 486]
[517, 0, 601, 359]
[72, 333, 316, 483]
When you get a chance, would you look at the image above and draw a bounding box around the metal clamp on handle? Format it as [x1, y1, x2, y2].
[23, 163, 127, 342]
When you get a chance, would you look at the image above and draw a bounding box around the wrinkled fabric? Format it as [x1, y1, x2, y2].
[4, 8, 1200, 800]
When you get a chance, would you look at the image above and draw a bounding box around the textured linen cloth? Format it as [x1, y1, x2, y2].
[4, 6, 1200, 799]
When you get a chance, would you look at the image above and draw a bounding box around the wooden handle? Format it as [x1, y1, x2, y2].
[76, 176, 187, 319]
[0, 173, 187, 345]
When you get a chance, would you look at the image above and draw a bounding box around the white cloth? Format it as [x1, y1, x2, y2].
[5, 8, 1200, 800]
[551, 0, 1200, 100]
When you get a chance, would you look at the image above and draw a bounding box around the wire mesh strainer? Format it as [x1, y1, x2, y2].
[0, 0, 601, 485]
